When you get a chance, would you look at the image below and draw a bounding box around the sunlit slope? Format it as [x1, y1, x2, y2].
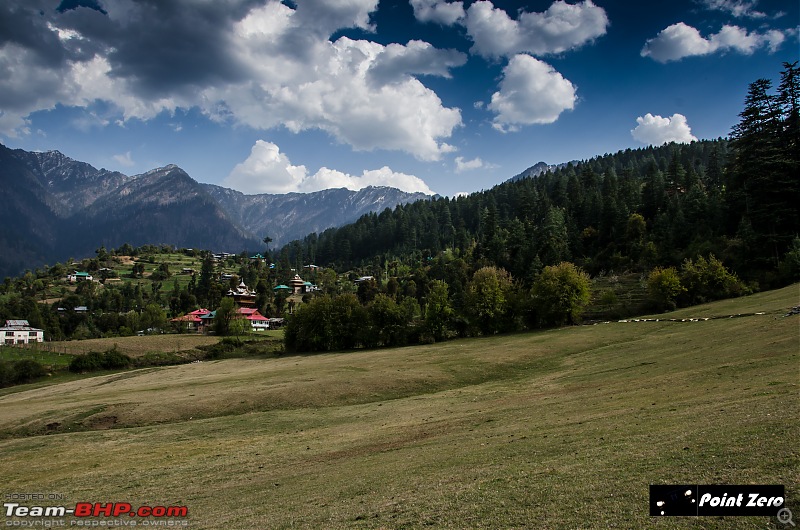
[1, 284, 797, 529]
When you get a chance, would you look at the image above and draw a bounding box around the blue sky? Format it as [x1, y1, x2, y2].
[1, 0, 797, 197]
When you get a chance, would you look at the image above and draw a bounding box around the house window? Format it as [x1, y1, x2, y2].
[4, 339, 13, 345]
[5, 331, 13, 337]
[29, 331, 38, 337]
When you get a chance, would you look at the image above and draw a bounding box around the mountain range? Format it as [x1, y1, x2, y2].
[0, 144, 430, 278]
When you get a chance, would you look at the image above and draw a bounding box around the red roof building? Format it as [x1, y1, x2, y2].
[170, 308, 211, 332]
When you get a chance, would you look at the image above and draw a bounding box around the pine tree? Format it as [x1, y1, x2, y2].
[729, 76, 794, 266]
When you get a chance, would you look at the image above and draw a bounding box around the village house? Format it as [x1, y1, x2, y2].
[66, 271, 93, 283]
[188, 307, 270, 333]
[169, 308, 211, 333]
[1, 320, 44, 345]
[237, 307, 270, 331]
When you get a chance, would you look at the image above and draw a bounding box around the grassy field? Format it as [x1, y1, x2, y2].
[0, 284, 797, 528]
[0, 345, 73, 368]
[44, 333, 221, 357]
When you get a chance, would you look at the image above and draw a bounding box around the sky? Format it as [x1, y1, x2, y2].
[0, 0, 797, 198]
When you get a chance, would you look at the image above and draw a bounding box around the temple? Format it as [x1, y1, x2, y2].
[227, 280, 257, 307]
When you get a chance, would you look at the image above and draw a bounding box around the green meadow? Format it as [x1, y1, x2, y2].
[1, 284, 797, 529]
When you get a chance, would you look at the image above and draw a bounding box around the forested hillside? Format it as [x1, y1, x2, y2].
[284, 63, 799, 290]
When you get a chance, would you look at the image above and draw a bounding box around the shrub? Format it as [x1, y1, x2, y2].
[12, 359, 47, 384]
[102, 346, 132, 369]
[0, 359, 48, 387]
[647, 267, 685, 311]
[69, 347, 132, 372]
[680, 254, 748, 305]
[0, 361, 13, 387]
[69, 351, 104, 373]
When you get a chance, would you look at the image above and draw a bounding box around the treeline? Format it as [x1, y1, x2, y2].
[285, 263, 595, 352]
[283, 63, 799, 291]
[285, 254, 751, 352]
[276, 63, 798, 352]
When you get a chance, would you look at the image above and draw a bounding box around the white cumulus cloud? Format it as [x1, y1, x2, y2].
[454, 156, 497, 173]
[224, 140, 434, 195]
[641, 22, 785, 62]
[0, 0, 464, 162]
[488, 54, 576, 132]
[464, 0, 609, 58]
[631, 113, 698, 145]
[410, 0, 465, 25]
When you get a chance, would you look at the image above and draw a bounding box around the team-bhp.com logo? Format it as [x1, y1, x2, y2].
[5, 501, 189, 527]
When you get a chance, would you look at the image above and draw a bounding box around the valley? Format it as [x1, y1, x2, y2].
[0, 285, 797, 528]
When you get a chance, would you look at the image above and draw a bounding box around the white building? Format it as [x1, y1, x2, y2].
[66, 271, 93, 282]
[1, 320, 44, 345]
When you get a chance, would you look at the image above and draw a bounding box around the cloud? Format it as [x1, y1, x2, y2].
[631, 113, 698, 145]
[454, 156, 497, 173]
[641, 22, 785, 62]
[224, 140, 434, 195]
[464, 0, 609, 58]
[367, 40, 467, 85]
[699, 0, 768, 19]
[410, 0, 465, 25]
[112, 151, 135, 167]
[487, 54, 576, 132]
[0, 0, 463, 161]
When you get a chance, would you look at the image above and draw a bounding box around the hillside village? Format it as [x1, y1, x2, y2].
[0, 244, 339, 344]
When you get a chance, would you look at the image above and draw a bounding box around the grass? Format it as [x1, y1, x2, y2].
[44, 334, 220, 358]
[0, 345, 73, 368]
[0, 284, 797, 529]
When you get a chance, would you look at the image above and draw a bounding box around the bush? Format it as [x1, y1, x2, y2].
[12, 359, 47, 384]
[0, 359, 48, 387]
[69, 348, 132, 372]
[647, 267, 685, 311]
[69, 351, 105, 373]
[0, 361, 12, 387]
[680, 254, 749, 305]
[102, 346, 132, 369]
